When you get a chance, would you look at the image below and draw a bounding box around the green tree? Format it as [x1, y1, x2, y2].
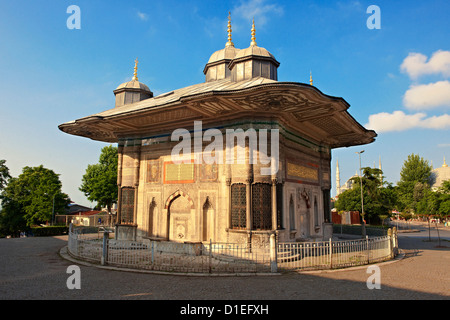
[397, 153, 432, 213]
[80, 145, 118, 213]
[0, 178, 27, 237]
[0, 166, 70, 233]
[0, 159, 11, 191]
[437, 180, 450, 220]
[335, 167, 397, 226]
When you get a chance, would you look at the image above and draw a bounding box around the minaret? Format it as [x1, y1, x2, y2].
[379, 156, 383, 184]
[336, 159, 341, 196]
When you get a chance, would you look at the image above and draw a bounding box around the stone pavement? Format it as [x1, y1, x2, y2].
[0, 224, 448, 301]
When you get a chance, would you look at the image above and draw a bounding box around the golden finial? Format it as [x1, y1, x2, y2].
[443, 156, 448, 167]
[225, 12, 234, 47]
[132, 58, 138, 81]
[309, 71, 313, 86]
[250, 19, 257, 46]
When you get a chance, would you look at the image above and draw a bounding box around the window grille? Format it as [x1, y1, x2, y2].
[231, 184, 246, 229]
[252, 183, 272, 230]
[121, 187, 135, 224]
[276, 183, 283, 229]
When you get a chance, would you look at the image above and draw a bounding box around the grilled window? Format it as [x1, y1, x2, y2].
[121, 187, 135, 224]
[252, 183, 272, 230]
[276, 183, 283, 229]
[231, 184, 246, 229]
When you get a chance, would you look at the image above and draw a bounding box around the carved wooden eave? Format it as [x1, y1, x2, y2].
[58, 77, 376, 149]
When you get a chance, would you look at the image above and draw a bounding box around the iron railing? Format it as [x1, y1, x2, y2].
[67, 226, 398, 274]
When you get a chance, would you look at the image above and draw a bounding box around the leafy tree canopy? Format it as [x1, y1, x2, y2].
[0, 165, 70, 231]
[397, 153, 432, 213]
[79, 145, 118, 212]
[0, 159, 11, 191]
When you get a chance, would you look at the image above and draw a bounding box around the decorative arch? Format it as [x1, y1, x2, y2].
[164, 190, 195, 209]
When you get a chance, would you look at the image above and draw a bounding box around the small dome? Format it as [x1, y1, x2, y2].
[233, 45, 276, 61]
[207, 46, 240, 64]
[115, 80, 151, 92]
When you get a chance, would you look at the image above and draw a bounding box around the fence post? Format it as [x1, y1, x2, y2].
[101, 230, 109, 266]
[270, 233, 278, 273]
[366, 235, 370, 264]
[151, 241, 154, 264]
[392, 227, 398, 255]
[329, 238, 333, 269]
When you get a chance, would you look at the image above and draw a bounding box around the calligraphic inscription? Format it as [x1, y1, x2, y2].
[164, 162, 195, 183]
[147, 160, 160, 183]
[200, 163, 218, 182]
[287, 162, 318, 181]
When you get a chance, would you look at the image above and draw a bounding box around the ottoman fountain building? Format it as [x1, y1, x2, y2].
[59, 16, 376, 245]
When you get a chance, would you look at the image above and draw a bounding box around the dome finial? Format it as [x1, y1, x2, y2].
[444, 156, 448, 167]
[310, 70, 313, 86]
[225, 12, 234, 47]
[132, 58, 139, 81]
[250, 18, 257, 46]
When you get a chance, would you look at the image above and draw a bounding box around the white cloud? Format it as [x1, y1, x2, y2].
[365, 110, 450, 133]
[233, 0, 283, 27]
[137, 11, 149, 21]
[403, 80, 450, 110]
[437, 143, 450, 147]
[400, 50, 450, 80]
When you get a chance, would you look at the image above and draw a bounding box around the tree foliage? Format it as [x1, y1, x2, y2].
[0, 165, 70, 235]
[79, 145, 118, 212]
[397, 153, 432, 213]
[335, 167, 397, 224]
[416, 179, 450, 219]
[0, 159, 11, 191]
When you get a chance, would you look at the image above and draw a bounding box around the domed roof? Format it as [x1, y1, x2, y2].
[229, 19, 279, 68]
[115, 79, 151, 92]
[207, 45, 240, 64]
[431, 157, 450, 189]
[233, 44, 277, 61]
[114, 58, 151, 93]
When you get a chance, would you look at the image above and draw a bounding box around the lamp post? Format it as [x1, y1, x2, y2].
[355, 150, 366, 237]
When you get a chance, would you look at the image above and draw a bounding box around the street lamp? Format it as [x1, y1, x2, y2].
[355, 150, 366, 237]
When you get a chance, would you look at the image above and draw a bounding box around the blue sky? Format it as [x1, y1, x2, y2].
[0, 0, 449, 207]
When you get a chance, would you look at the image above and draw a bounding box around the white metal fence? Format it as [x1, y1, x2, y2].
[67, 226, 398, 274]
[277, 235, 395, 271]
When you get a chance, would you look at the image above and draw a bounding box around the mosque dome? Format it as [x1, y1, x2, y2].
[431, 157, 450, 190]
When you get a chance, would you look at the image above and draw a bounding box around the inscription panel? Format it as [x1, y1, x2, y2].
[287, 162, 318, 181]
[164, 161, 195, 184]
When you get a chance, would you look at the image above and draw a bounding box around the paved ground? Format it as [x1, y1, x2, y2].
[0, 222, 448, 305]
